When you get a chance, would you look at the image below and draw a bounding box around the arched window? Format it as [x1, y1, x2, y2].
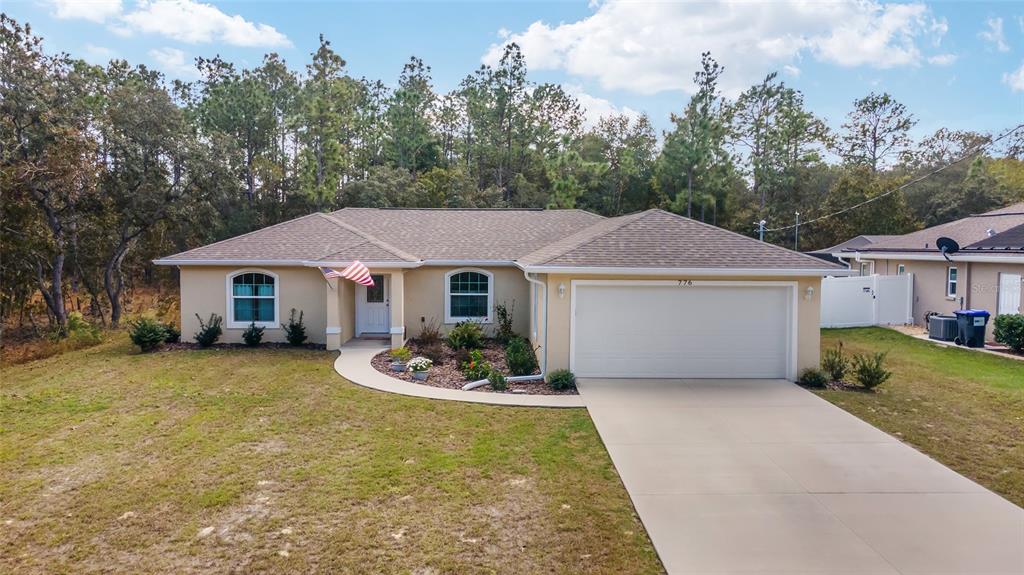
[227, 270, 278, 328]
[444, 269, 493, 323]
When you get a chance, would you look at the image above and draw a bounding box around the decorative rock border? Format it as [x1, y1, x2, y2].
[333, 339, 586, 408]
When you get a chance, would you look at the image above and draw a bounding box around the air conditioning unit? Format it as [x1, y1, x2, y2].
[928, 316, 957, 341]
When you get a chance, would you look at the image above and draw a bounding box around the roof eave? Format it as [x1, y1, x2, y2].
[847, 251, 1024, 263]
[517, 264, 852, 277]
[153, 258, 423, 268]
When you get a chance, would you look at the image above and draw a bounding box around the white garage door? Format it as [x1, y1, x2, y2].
[572, 282, 794, 379]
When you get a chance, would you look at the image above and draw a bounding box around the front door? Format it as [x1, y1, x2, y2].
[356, 274, 389, 335]
[998, 273, 1022, 315]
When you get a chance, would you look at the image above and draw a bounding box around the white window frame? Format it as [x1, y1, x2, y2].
[897, 264, 905, 275]
[946, 266, 958, 299]
[226, 269, 280, 329]
[444, 268, 494, 324]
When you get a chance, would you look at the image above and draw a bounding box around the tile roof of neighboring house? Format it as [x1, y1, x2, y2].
[517, 209, 842, 270]
[158, 207, 842, 271]
[963, 223, 1024, 252]
[847, 203, 1024, 254]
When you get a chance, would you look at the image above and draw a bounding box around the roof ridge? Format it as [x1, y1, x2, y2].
[316, 212, 420, 262]
[525, 210, 651, 266]
[162, 213, 324, 259]
[651, 209, 835, 267]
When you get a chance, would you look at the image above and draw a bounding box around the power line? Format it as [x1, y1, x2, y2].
[762, 123, 1024, 234]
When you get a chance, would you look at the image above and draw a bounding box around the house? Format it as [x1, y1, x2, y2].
[808, 235, 897, 269]
[155, 208, 846, 380]
[829, 203, 1024, 338]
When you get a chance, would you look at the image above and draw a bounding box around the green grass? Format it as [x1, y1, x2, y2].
[0, 338, 661, 574]
[817, 328, 1024, 507]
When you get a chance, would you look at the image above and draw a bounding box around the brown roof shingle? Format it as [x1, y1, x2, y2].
[848, 203, 1024, 254]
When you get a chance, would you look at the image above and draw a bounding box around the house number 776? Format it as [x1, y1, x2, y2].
[678, 280, 694, 287]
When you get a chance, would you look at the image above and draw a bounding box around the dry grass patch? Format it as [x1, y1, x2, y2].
[0, 337, 660, 574]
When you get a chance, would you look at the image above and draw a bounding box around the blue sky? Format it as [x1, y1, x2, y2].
[6, 0, 1024, 138]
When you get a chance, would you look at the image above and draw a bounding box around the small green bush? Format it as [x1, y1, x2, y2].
[851, 352, 892, 390]
[128, 317, 167, 352]
[390, 346, 412, 363]
[282, 309, 307, 346]
[447, 320, 484, 350]
[420, 342, 446, 365]
[242, 322, 264, 347]
[461, 349, 491, 380]
[798, 368, 828, 388]
[64, 312, 102, 345]
[547, 369, 576, 391]
[993, 314, 1024, 353]
[418, 318, 442, 346]
[494, 301, 516, 344]
[821, 342, 848, 381]
[488, 371, 508, 391]
[162, 322, 181, 343]
[194, 313, 223, 348]
[505, 336, 538, 376]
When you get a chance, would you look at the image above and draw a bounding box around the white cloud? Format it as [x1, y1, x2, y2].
[783, 65, 801, 77]
[82, 43, 117, 63]
[927, 53, 957, 66]
[149, 46, 199, 79]
[50, 0, 122, 23]
[1004, 62, 1024, 93]
[564, 84, 640, 128]
[979, 17, 1009, 52]
[483, 0, 949, 96]
[51, 0, 291, 48]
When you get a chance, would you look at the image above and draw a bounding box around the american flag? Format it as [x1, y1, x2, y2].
[321, 261, 374, 287]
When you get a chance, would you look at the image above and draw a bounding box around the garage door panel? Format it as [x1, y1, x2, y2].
[573, 284, 791, 379]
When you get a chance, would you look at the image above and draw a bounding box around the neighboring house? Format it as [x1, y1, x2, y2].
[829, 203, 1024, 338]
[808, 235, 897, 270]
[155, 208, 845, 380]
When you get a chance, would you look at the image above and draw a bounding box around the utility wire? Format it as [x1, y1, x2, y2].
[762, 122, 1024, 234]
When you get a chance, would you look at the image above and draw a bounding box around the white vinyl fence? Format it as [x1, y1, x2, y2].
[820, 274, 914, 328]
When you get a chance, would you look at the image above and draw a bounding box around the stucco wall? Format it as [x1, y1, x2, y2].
[401, 266, 531, 339]
[179, 266, 327, 344]
[540, 274, 823, 379]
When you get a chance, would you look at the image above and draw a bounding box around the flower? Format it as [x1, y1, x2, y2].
[408, 356, 433, 372]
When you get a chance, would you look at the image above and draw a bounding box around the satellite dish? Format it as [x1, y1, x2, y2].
[936, 237, 960, 262]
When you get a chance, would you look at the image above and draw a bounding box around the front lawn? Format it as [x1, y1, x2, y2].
[817, 328, 1024, 507]
[0, 338, 661, 573]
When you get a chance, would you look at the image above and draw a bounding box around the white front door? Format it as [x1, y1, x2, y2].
[998, 273, 1022, 315]
[356, 274, 389, 335]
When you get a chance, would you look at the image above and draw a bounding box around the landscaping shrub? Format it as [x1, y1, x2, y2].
[242, 322, 264, 347]
[194, 313, 223, 348]
[851, 352, 892, 390]
[447, 320, 483, 350]
[418, 318, 442, 346]
[488, 371, 508, 391]
[798, 368, 828, 388]
[63, 312, 102, 346]
[453, 347, 471, 367]
[282, 309, 307, 346]
[993, 314, 1024, 353]
[390, 347, 412, 363]
[128, 317, 167, 352]
[821, 342, 848, 381]
[408, 356, 433, 373]
[461, 349, 491, 380]
[494, 301, 516, 344]
[505, 336, 538, 376]
[421, 342, 446, 365]
[162, 322, 181, 343]
[547, 369, 576, 391]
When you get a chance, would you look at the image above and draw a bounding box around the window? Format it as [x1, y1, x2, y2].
[365, 275, 385, 303]
[946, 266, 958, 298]
[227, 270, 278, 328]
[897, 264, 905, 275]
[445, 269, 493, 323]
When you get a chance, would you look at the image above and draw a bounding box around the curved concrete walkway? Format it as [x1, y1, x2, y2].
[333, 339, 586, 408]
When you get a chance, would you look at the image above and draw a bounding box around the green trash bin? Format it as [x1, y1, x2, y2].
[953, 309, 990, 348]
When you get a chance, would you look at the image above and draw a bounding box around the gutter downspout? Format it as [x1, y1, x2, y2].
[462, 270, 549, 391]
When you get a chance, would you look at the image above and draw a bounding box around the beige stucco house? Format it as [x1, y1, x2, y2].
[828, 203, 1024, 339]
[155, 208, 846, 380]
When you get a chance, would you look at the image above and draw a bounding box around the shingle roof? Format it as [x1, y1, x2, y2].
[963, 223, 1024, 252]
[848, 203, 1024, 254]
[811, 235, 898, 255]
[327, 208, 604, 261]
[518, 209, 842, 270]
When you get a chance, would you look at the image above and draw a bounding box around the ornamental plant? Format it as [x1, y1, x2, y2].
[447, 320, 484, 350]
[993, 314, 1024, 353]
[194, 313, 223, 348]
[390, 346, 412, 363]
[488, 371, 508, 391]
[505, 336, 538, 376]
[242, 322, 265, 347]
[282, 309, 307, 346]
[408, 356, 433, 373]
[461, 349, 491, 380]
[129, 317, 167, 352]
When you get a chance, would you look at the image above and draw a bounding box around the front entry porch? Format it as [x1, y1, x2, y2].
[325, 269, 406, 350]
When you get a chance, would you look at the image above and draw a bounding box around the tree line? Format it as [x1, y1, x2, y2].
[2, 15, 1023, 333]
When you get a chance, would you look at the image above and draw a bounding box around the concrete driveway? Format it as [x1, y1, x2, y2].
[579, 378, 1024, 575]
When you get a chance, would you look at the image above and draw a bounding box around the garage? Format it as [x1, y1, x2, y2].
[570, 281, 796, 379]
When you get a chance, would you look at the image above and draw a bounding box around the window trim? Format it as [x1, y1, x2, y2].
[225, 269, 280, 329]
[444, 268, 494, 324]
[946, 266, 958, 299]
[896, 264, 905, 275]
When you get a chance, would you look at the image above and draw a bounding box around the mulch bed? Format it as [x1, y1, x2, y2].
[159, 342, 327, 352]
[370, 339, 577, 396]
